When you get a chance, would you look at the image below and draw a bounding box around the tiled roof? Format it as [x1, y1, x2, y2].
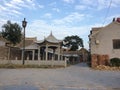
[79, 47, 88, 53]
[45, 32, 61, 43]
[37, 32, 62, 44]
[16, 37, 37, 48]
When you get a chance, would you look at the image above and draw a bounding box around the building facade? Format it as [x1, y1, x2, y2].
[0, 32, 88, 63]
[0, 32, 65, 61]
[89, 18, 120, 59]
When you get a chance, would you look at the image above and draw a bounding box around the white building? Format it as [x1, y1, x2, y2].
[89, 18, 120, 59]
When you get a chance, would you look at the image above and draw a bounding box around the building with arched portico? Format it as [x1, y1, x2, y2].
[0, 32, 67, 66]
[20, 32, 64, 61]
[0, 32, 88, 66]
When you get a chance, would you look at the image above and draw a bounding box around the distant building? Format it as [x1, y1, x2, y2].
[62, 47, 89, 62]
[79, 48, 89, 62]
[0, 31, 89, 63]
[89, 17, 120, 59]
[0, 32, 64, 61]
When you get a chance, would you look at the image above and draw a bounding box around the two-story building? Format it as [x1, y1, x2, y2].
[89, 18, 120, 67]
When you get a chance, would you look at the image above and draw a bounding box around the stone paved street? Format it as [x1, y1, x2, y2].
[0, 63, 120, 90]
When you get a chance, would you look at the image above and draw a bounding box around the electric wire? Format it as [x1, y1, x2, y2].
[102, 0, 112, 26]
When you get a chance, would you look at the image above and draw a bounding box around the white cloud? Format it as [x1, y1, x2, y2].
[28, 19, 89, 38]
[0, 0, 39, 14]
[81, 0, 120, 10]
[8, 0, 36, 9]
[49, 2, 57, 6]
[26, 18, 92, 49]
[53, 12, 85, 25]
[5, 3, 21, 10]
[113, 0, 120, 5]
[80, 0, 98, 10]
[44, 13, 52, 18]
[0, 0, 41, 25]
[0, 5, 7, 11]
[81, 0, 94, 5]
[75, 5, 87, 10]
[38, 5, 44, 9]
[97, 0, 120, 9]
[106, 0, 120, 8]
[63, 0, 75, 3]
[27, 20, 52, 40]
[11, 10, 22, 15]
[97, 0, 110, 10]
[52, 8, 60, 12]
[11, 0, 23, 4]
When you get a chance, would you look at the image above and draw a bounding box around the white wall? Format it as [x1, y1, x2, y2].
[90, 22, 120, 59]
[0, 60, 67, 67]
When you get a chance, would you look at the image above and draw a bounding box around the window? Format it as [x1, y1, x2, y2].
[113, 39, 120, 49]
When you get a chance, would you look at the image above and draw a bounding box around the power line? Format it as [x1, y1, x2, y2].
[102, 0, 112, 26]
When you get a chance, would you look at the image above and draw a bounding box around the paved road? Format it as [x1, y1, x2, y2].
[0, 63, 120, 90]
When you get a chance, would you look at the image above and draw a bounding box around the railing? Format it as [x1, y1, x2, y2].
[0, 60, 67, 67]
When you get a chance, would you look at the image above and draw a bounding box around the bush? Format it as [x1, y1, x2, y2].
[110, 58, 120, 67]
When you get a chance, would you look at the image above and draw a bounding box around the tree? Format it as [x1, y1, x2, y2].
[1, 20, 22, 45]
[0, 20, 22, 60]
[62, 35, 84, 51]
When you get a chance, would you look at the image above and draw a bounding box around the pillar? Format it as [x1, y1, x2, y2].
[46, 45, 48, 61]
[38, 46, 40, 60]
[62, 50, 64, 60]
[21, 49, 23, 60]
[58, 46, 60, 60]
[32, 50, 35, 60]
[53, 49, 55, 60]
[82, 51, 85, 62]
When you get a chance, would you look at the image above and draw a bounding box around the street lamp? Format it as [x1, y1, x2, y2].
[22, 18, 27, 65]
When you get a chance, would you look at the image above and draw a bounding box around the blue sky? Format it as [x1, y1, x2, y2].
[0, 0, 120, 49]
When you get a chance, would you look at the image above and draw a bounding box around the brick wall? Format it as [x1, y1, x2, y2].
[0, 46, 21, 60]
[0, 46, 8, 60]
[91, 54, 109, 68]
[10, 47, 21, 60]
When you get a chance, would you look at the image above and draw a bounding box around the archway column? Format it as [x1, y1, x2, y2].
[32, 50, 35, 60]
[58, 45, 60, 60]
[46, 44, 48, 61]
[52, 48, 55, 60]
[38, 46, 40, 60]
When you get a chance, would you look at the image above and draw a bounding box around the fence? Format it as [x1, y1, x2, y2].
[0, 60, 67, 67]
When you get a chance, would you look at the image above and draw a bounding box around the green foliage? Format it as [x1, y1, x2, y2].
[62, 35, 84, 51]
[1, 20, 22, 45]
[110, 58, 120, 67]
